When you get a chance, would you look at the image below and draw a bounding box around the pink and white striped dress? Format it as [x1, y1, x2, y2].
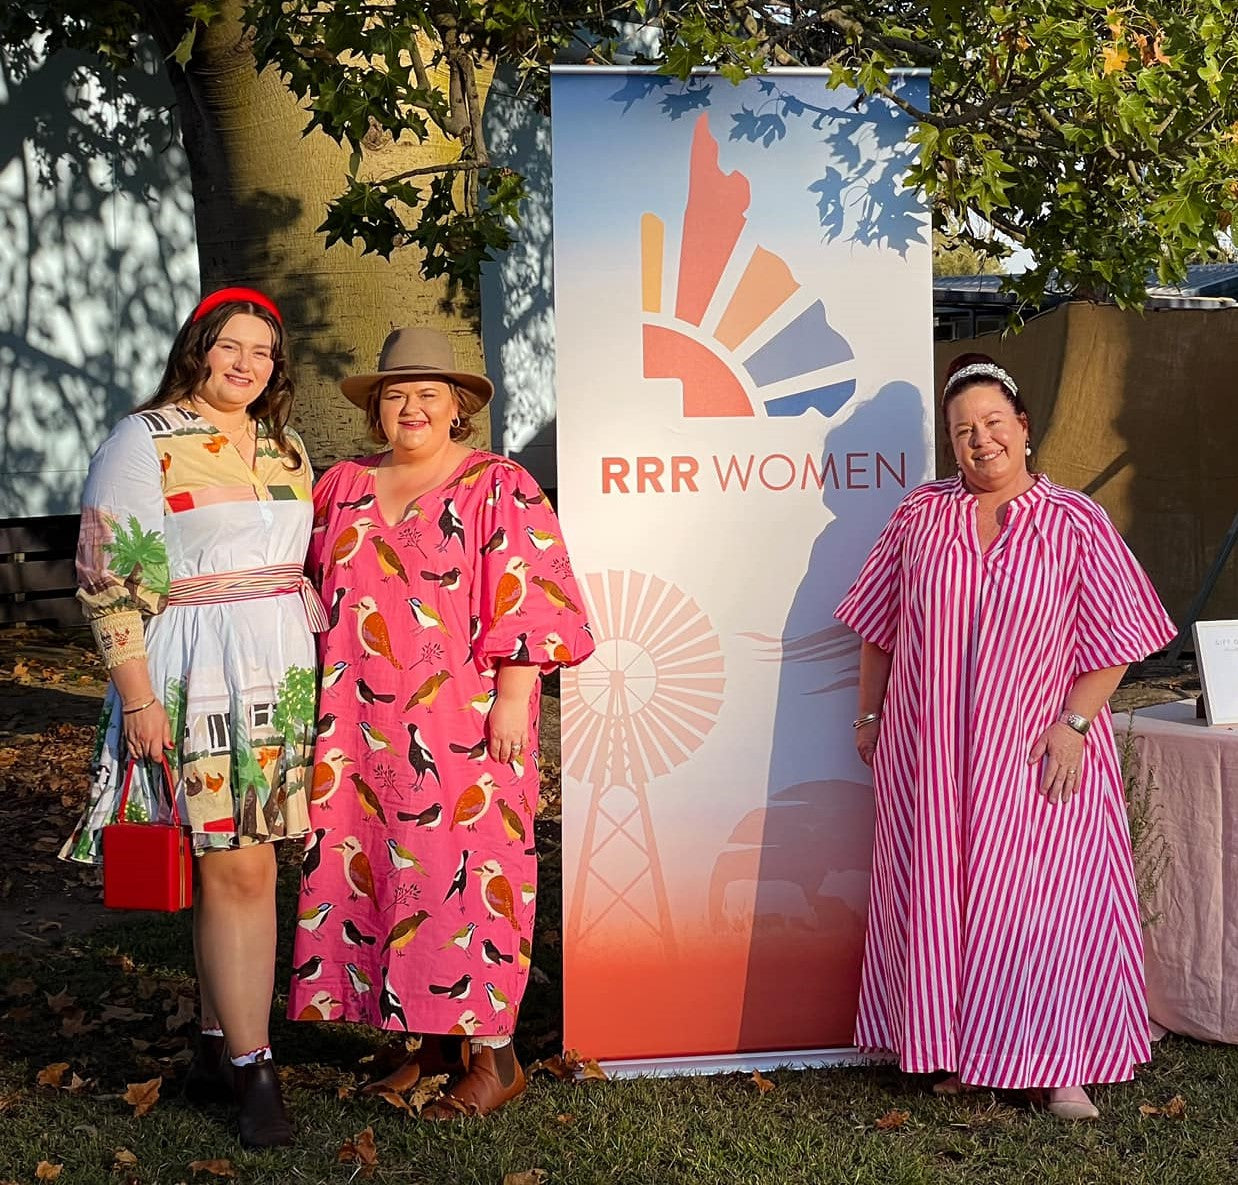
[836, 475, 1175, 1088]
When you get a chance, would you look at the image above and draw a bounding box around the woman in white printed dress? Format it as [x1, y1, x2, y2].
[62, 287, 320, 1147]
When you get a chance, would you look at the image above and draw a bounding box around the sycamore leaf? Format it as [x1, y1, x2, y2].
[188, 1159, 237, 1177]
[408, 1072, 449, 1113]
[876, 1108, 910, 1130]
[61, 1008, 100, 1037]
[35, 1163, 62, 1181]
[581, 1059, 608, 1081]
[751, 1070, 775, 1094]
[368, 1085, 412, 1113]
[171, 25, 197, 68]
[1103, 44, 1131, 75]
[166, 994, 197, 1032]
[1164, 1094, 1187, 1118]
[338, 1126, 378, 1174]
[36, 1063, 69, 1088]
[45, 989, 76, 1015]
[101, 1005, 152, 1023]
[112, 1150, 138, 1169]
[122, 1077, 162, 1117]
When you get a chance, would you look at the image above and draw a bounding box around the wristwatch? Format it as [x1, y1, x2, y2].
[1058, 710, 1090, 735]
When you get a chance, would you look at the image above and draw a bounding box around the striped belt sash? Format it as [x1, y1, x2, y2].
[167, 564, 328, 632]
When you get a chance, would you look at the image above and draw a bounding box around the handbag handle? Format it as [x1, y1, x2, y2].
[118, 755, 183, 827]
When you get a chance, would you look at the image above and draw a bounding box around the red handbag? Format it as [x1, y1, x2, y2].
[102, 755, 193, 912]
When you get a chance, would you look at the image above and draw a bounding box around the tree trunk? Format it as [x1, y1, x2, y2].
[149, 1, 488, 466]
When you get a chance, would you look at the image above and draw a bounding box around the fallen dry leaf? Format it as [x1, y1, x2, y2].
[166, 994, 197, 1033]
[503, 1172, 548, 1185]
[408, 1072, 448, 1113]
[751, 1069, 775, 1094]
[122, 1077, 162, 1117]
[368, 1085, 413, 1113]
[101, 1005, 152, 1023]
[580, 1058, 608, 1081]
[4, 978, 35, 998]
[1141, 1094, 1187, 1119]
[60, 1007, 100, 1037]
[34, 1162, 62, 1181]
[112, 1149, 138, 1169]
[44, 989, 75, 1014]
[187, 1159, 237, 1177]
[876, 1108, 910, 1130]
[36, 1063, 69, 1088]
[337, 1126, 378, 1176]
[556, 1113, 576, 1125]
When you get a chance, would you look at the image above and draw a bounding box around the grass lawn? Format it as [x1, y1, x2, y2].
[2, 871, 1236, 1185]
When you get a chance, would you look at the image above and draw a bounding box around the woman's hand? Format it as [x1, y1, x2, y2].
[1028, 722, 1086, 804]
[486, 694, 529, 765]
[856, 719, 880, 767]
[123, 700, 173, 762]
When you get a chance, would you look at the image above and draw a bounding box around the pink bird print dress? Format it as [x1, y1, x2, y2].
[288, 451, 593, 1036]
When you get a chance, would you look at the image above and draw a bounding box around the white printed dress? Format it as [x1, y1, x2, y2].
[62, 407, 318, 862]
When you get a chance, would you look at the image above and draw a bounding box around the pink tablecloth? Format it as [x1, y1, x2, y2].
[1129, 699, 1238, 1044]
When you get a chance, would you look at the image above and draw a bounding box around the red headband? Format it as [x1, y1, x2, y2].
[191, 286, 283, 325]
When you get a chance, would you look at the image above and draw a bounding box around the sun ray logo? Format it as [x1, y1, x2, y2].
[641, 113, 857, 419]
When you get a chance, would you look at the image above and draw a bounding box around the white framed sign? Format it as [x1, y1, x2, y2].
[1193, 619, 1238, 724]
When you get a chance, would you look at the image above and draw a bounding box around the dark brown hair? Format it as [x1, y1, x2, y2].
[941, 351, 1032, 438]
[134, 300, 301, 469]
[365, 378, 488, 445]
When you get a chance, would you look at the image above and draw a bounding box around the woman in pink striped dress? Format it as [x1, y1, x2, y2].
[836, 352, 1175, 1121]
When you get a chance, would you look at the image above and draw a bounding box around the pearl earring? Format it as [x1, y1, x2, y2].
[1025, 442, 1032, 456]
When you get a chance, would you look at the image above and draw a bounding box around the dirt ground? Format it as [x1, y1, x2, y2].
[0, 624, 1196, 956]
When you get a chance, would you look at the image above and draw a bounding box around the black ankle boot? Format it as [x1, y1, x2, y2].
[183, 1032, 234, 1106]
[234, 1059, 293, 1148]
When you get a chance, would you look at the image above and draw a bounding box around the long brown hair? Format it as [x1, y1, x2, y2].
[135, 300, 302, 469]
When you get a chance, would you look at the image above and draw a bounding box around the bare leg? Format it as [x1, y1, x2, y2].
[192, 902, 221, 1031]
[195, 845, 278, 1056]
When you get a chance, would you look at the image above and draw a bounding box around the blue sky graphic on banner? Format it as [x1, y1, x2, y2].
[554, 69, 934, 1069]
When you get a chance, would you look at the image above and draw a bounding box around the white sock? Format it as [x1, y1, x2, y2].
[202, 1026, 224, 1038]
[470, 1036, 511, 1051]
[229, 1045, 272, 1067]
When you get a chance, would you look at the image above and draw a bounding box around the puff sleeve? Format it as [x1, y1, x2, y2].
[470, 464, 595, 676]
[834, 496, 914, 653]
[1072, 502, 1176, 673]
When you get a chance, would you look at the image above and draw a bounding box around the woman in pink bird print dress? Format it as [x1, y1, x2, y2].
[288, 327, 593, 1118]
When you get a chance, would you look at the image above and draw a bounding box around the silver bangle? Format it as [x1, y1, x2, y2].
[1058, 710, 1090, 735]
[853, 712, 881, 729]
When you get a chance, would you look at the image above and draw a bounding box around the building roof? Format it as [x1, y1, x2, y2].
[934, 264, 1238, 310]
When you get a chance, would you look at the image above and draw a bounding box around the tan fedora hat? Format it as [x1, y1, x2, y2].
[339, 327, 494, 409]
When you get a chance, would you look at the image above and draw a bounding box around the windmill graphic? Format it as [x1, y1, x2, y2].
[562, 570, 725, 960]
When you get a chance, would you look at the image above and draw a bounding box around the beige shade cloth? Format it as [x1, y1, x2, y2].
[1128, 699, 1238, 1044]
[937, 302, 1238, 621]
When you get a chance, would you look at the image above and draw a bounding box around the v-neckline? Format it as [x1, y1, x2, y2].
[367, 448, 482, 528]
[178, 405, 263, 476]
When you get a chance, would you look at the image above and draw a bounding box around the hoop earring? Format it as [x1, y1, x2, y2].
[451, 416, 462, 429]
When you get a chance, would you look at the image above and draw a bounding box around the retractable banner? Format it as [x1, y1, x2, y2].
[552, 67, 933, 1071]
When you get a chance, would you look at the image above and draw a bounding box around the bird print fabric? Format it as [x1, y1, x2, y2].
[288, 451, 594, 1036]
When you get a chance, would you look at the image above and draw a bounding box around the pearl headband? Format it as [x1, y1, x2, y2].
[942, 361, 1018, 401]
